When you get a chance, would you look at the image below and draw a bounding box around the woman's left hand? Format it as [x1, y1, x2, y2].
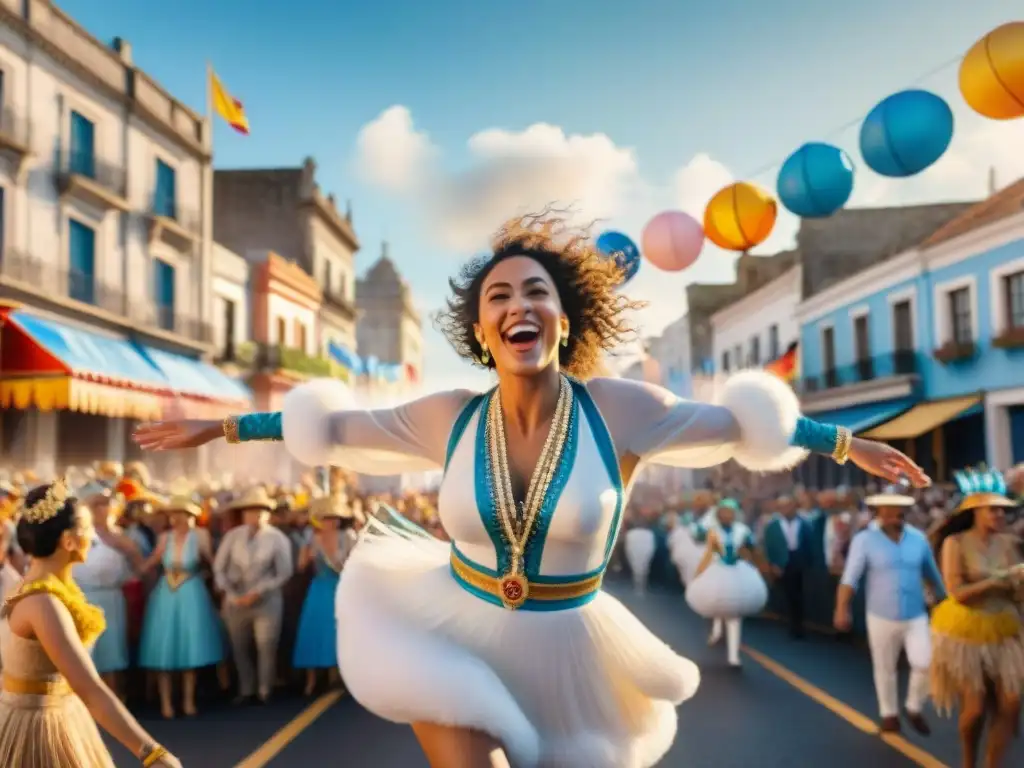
[847, 438, 931, 487]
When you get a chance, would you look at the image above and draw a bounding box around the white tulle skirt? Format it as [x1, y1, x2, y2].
[668, 528, 703, 586]
[624, 529, 656, 584]
[335, 518, 701, 768]
[685, 560, 768, 620]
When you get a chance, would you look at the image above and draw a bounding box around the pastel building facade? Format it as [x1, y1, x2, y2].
[795, 180, 1024, 481]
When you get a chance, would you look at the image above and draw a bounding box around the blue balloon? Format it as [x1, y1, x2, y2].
[859, 90, 954, 178]
[777, 142, 854, 218]
[596, 230, 640, 284]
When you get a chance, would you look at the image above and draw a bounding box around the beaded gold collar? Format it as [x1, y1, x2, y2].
[486, 375, 573, 609]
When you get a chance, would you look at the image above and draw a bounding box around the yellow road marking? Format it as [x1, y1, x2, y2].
[234, 689, 345, 768]
[742, 646, 949, 768]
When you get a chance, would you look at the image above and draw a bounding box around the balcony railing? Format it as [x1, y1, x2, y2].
[798, 350, 919, 394]
[321, 289, 357, 317]
[234, 341, 336, 377]
[132, 303, 213, 344]
[0, 106, 30, 149]
[57, 151, 128, 200]
[0, 249, 126, 314]
[149, 197, 201, 233]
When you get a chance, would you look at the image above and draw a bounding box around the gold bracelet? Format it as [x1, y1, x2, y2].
[223, 414, 240, 444]
[142, 746, 168, 767]
[833, 426, 853, 465]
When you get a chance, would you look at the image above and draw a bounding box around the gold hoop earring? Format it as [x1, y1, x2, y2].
[560, 331, 569, 348]
[480, 344, 490, 364]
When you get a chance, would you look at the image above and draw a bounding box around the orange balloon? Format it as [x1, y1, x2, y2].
[703, 182, 777, 252]
[960, 22, 1024, 120]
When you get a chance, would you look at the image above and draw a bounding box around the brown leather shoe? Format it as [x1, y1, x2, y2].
[905, 711, 931, 736]
[880, 716, 901, 733]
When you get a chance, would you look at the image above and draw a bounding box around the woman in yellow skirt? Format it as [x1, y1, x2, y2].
[0, 480, 181, 767]
[930, 468, 1024, 768]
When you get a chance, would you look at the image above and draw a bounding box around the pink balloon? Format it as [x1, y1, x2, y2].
[641, 211, 704, 272]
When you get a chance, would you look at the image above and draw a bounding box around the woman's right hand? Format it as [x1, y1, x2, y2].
[133, 420, 224, 451]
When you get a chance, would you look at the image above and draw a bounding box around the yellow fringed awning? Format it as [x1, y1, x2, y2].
[0, 377, 164, 420]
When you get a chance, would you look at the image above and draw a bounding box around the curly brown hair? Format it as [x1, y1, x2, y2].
[436, 209, 644, 380]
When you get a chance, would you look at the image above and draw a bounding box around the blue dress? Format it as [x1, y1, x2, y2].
[138, 530, 224, 671]
[292, 541, 344, 670]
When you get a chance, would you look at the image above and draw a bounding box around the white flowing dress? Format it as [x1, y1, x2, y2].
[668, 523, 702, 586]
[685, 521, 769, 620]
[277, 372, 807, 768]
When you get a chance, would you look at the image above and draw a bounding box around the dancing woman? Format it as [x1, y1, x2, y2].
[135, 212, 927, 768]
[930, 469, 1023, 768]
[0, 482, 180, 767]
[685, 498, 767, 667]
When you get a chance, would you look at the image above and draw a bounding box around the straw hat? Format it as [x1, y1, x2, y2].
[160, 494, 202, 517]
[864, 485, 915, 508]
[310, 494, 353, 522]
[952, 468, 1018, 513]
[223, 486, 276, 514]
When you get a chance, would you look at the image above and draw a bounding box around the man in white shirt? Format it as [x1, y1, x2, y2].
[214, 487, 294, 704]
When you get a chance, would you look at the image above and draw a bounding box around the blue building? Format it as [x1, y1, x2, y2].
[794, 180, 1024, 484]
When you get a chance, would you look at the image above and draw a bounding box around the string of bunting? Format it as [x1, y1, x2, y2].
[596, 22, 1024, 284]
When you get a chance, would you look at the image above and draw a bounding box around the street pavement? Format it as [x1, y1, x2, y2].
[106, 580, 1024, 767]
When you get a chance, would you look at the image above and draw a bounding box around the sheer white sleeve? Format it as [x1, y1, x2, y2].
[281, 379, 478, 475]
[587, 372, 808, 472]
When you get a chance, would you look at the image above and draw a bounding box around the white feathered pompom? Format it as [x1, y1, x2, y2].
[281, 378, 353, 467]
[716, 370, 808, 472]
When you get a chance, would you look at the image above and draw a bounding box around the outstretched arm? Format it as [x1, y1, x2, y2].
[134, 384, 478, 475]
[588, 373, 928, 486]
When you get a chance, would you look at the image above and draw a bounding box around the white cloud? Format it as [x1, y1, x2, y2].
[354, 106, 436, 194]
[431, 124, 644, 251]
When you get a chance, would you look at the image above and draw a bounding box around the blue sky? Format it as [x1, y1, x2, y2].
[62, 0, 1022, 391]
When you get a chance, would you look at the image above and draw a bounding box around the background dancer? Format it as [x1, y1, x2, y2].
[930, 469, 1023, 768]
[834, 485, 944, 735]
[624, 521, 656, 595]
[0, 481, 180, 767]
[686, 498, 766, 667]
[135, 212, 929, 768]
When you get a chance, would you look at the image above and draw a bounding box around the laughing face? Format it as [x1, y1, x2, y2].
[476, 256, 568, 378]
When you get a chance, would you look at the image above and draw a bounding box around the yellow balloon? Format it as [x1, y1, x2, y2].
[960, 22, 1024, 120]
[703, 182, 777, 252]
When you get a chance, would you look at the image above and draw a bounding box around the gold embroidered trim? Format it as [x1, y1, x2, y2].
[223, 415, 241, 444]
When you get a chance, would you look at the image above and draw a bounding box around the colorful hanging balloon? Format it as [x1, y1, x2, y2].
[777, 143, 854, 218]
[960, 22, 1024, 120]
[595, 230, 640, 283]
[703, 182, 777, 252]
[641, 211, 704, 272]
[859, 90, 953, 178]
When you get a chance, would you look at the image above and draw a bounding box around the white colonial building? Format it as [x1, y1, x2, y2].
[211, 242, 249, 362]
[711, 265, 801, 375]
[0, 2, 245, 479]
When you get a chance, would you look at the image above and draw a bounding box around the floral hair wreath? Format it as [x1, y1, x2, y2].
[20, 478, 70, 524]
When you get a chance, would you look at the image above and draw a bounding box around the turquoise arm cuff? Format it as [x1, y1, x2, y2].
[790, 416, 838, 455]
[229, 412, 283, 443]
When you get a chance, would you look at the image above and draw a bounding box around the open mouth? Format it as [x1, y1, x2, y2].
[503, 323, 541, 351]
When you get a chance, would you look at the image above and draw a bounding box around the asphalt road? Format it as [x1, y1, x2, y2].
[106, 581, 1023, 767]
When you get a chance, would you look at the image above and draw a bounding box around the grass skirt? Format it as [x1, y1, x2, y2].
[930, 597, 1024, 714]
[0, 690, 114, 767]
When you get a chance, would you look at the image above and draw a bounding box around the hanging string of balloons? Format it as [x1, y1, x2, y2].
[596, 21, 1024, 285]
